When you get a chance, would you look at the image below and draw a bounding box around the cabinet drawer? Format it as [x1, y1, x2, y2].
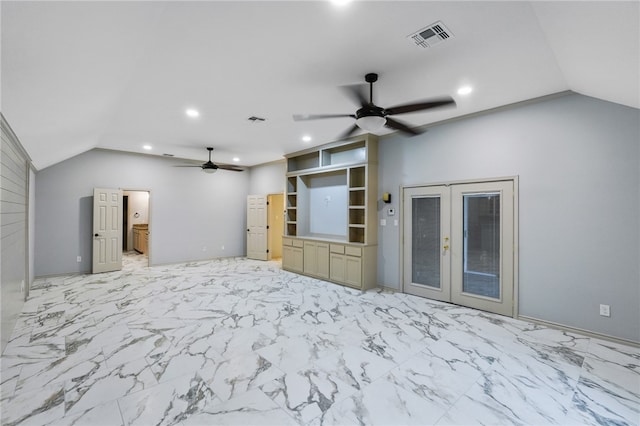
[345, 246, 362, 257]
[292, 239, 304, 248]
[330, 244, 345, 254]
[283, 238, 293, 246]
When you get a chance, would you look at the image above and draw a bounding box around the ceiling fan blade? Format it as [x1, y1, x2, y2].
[293, 113, 356, 121]
[385, 117, 423, 136]
[385, 97, 456, 116]
[174, 165, 203, 168]
[217, 164, 244, 172]
[341, 84, 369, 108]
[337, 123, 361, 140]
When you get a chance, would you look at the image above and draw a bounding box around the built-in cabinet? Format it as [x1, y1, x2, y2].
[282, 134, 378, 290]
[282, 238, 303, 273]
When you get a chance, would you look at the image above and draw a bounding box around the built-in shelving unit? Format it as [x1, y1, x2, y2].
[286, 176, 298, 236]
[282, 134, 378, 290]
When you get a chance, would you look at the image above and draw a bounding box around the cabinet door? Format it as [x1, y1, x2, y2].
[291, 247, 304, 273]
[303, 242, 317, 274]
[283, 246, 295, 271]
[284, 243, 304, 274]
[330, 253, 345, 282]
[316, 243, 329, 279]
[345, 256, 362, 288]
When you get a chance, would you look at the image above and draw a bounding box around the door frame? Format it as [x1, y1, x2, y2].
[400, 176, 519, 318]
[123, 188, 152, 266]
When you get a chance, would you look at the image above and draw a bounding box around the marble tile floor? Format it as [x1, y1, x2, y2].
[1, 252, 638, 426]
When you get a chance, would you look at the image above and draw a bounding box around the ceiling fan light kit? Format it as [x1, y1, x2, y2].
[356, 115, 386, 132]
[293, 72, 456, 138]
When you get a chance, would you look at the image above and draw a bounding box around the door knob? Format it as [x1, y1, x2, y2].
[94, 233, 100, 237]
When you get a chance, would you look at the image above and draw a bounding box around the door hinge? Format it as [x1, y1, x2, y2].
[267, 225, 269, 229]
[266, 249, 269, 253]
[267, 201, 269, 205]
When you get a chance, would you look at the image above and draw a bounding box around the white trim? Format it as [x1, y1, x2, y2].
[518, 315, 640, 348]
[400, 176, 519, 318]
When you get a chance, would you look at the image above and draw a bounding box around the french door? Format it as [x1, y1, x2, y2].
[403, 180, 515, 316]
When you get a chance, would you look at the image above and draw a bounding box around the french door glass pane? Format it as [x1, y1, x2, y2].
[463, 193, 500, 299]
[412, 197, 440, 288]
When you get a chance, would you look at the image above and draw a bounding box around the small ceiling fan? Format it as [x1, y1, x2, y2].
[175, 147, 243, 173]
[293, 73, 456, 138]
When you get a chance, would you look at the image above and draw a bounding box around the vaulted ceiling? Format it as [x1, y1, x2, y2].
[2, 1, 638, 170]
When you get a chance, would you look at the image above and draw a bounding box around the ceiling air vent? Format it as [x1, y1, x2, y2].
[408, 21, 454, 48]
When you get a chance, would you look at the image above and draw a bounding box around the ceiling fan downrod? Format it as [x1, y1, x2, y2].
[365, 73, 378, 105]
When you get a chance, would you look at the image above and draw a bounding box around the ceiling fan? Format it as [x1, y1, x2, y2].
[293, 73, 456, 138]
[175, 147, 243, 173]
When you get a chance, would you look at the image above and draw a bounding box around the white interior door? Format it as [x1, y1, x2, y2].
[92, 188, 123, 273]
[247, 195, 268, 260]
[403, 180, 515, 316]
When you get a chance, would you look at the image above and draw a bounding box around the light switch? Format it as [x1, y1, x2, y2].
[394, 219, 399, 226]
[380, 219, 387, 226]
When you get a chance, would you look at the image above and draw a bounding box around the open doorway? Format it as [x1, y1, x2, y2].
[246, 193, 284, 261]
[123, 190, 150, 267]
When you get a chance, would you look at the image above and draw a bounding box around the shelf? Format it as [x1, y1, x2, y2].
[349, 166, 366, 188]
[287, 223, 297, 236]
[349, 209, 365, 225]
[348, 227, 365, 243]
[288, 152, 319, 172]
[349, 190, 365, 206]
[322, 141, 366, 167]
[286, 209, 297, 222]
[287, 176, 298, 192]
[287, 194, 297, 208]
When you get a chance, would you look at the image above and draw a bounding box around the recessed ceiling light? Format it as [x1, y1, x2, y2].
[302, 135, 312, 143]
[143, 144, 152, 150]
[232, 157, 240, 162]
[457, 85, 473, 96]
[185, 108, 200, 118]
[331, 0, 352, 6]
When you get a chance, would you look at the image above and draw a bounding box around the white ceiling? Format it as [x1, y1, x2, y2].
[2, 1, 638, 170]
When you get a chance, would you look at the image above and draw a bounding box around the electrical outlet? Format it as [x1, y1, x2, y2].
[599, 304, 611, 317]
[77, 256, 82, 262]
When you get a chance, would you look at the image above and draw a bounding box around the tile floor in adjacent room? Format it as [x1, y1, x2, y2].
[1, 252, 638, 425]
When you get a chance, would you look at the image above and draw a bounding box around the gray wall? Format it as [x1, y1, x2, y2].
[248, 160, 286, 195]
[377, 93, 639, 343]
[35, 149, 249, 275]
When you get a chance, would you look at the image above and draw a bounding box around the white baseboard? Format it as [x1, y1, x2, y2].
[518, 315, 640, 348]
